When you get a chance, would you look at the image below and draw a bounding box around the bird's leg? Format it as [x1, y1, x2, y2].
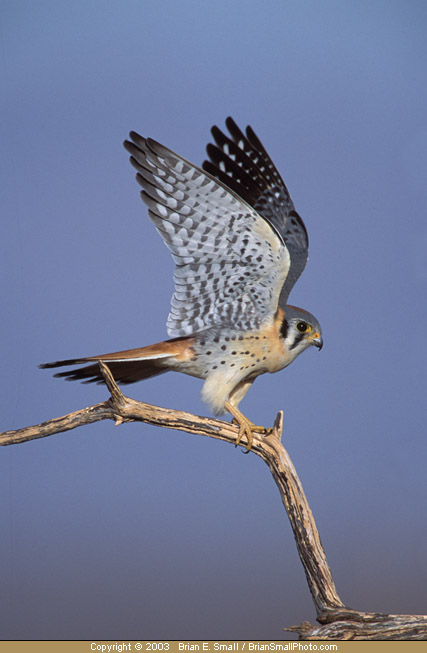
[224, 401, 271, 451]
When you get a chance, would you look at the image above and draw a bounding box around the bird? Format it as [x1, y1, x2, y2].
[40, 117, 323, 449]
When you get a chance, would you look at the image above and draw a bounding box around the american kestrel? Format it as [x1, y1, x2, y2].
[41, 118, 323, 449]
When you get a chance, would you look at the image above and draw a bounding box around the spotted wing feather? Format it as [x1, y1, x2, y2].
[203, 117, 308, 304]
[124, 133, 290, 337]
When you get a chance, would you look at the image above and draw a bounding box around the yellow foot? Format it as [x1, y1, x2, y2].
[224, 401, 271, 451]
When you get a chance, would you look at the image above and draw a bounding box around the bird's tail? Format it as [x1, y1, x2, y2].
[39, 337, 194, 385]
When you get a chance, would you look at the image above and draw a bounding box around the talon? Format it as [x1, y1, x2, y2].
[225, 401, 268, 451]
[235, 420, 254, 450]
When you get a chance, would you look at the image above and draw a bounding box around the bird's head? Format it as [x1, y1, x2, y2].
[280, 305, 323, 358]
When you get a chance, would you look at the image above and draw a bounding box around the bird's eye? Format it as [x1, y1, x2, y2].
[296, 321, 309, 333]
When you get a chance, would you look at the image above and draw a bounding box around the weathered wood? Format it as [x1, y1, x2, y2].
[2, 362, 426, 640]
[288, 610, 427, 640]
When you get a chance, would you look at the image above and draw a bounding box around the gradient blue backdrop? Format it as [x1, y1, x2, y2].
[1, 0, 427, 640]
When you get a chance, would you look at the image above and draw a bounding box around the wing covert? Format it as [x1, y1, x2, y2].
[202, 117, 309, 303]
[124, 133, 290, 337]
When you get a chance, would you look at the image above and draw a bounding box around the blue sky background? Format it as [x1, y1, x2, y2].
[1, 0, 427, 640]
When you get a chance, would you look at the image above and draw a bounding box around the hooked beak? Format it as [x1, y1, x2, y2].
[309, 332, 323, 351]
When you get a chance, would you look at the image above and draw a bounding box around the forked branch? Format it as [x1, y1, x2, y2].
[2, 362, 426, 640]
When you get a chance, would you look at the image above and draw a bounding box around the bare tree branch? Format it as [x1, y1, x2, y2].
[2, 362, 426, 639]
[289, 611, 427, 640]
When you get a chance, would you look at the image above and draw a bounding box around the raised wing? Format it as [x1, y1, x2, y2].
[124, 132, 290, 337]
[203, 117, 308, 304]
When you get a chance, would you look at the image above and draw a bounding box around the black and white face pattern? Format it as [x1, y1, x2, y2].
[280, 307, 323, 356]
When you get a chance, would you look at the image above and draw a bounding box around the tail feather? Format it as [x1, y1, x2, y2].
[41, 359, 169, 385]
[39, 337, 194, 385]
